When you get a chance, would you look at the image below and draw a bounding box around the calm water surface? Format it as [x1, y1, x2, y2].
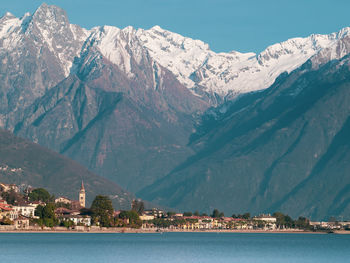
[1, 232, 349, 262]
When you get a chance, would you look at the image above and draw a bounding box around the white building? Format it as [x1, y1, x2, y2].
[140, 214, 155, 221]
[254, 215, 277, 223]
[13, 205, 36, 218]
[9, 210, 19, 220]
[55, 197, 72, 205]
[254, 215, 277, 230]
[62, 215, 91, 226]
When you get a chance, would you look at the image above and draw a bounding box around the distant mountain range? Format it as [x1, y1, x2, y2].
[1, 3, 350, 219]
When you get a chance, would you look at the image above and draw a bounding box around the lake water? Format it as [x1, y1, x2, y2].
[1, 232, 350, 262]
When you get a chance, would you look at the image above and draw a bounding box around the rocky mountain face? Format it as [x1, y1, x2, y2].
[139, 53, 350, 220]
[0, 128, 133, 209]
[14, 50, 207, 192]
[0, 4, 87, 127]
[1, 4, 350, 219]
[2, 4, 350, 111]
[1, 4, 209, 193]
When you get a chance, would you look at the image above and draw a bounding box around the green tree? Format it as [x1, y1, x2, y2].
[35, 205, 44, 218]
[0, 217, 13, 225]
[167, 211, 176, 217]
[119, 210, 142, 228]
[284, 215, 294, 228]
[29, 188, 53, 203]
[42, 203, 56, 219]
[152, 218, 172, 228]
[91, 195, 114, 227]
[273, 212, 294, 228]
[194, 211, 200, 216]
[80, 208, 93, 216]
[131, 200, 145, 215]
[273, 212, 285, 227]
[183, 212, 193, 217]
[60, 220, 74, 228]
[1, 189, 24, 205]
[295, 216, 310, 230]
[35, 203, 58, 227]
[242, 213, 250, 220]
[211, 209, 223, 218]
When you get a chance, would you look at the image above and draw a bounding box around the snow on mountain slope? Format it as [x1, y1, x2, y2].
[86, 25, 146, 78]
[1, 3, 350, 100]
[0, 12, 23, 48]
[137, 26, 350, 97]
[89, 23, 350, 98]
[0, 3, 88, 77]
[137, 26, 213, 88]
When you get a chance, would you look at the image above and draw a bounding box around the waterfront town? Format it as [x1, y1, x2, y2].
[0, 181, 349, 233]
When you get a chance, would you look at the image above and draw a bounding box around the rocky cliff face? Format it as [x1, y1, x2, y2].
[0, 4, 87, 127]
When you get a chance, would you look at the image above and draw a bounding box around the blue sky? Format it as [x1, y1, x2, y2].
[1, 0, 349, 53]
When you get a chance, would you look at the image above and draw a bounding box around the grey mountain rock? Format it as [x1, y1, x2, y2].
[138, 54, 350, 220]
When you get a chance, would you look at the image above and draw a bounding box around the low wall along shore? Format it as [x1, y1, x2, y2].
[0, 225, 347, 234]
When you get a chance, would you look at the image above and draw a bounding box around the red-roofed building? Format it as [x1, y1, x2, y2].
[0, 203, 14, 220]
[55, 207, 80, 216]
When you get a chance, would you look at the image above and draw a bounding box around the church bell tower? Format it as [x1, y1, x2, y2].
[79, 181, 86, 208]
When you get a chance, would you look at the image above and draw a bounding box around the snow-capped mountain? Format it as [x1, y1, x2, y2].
[0, 4, 87, 76]
[0, 3, 87, 128]
[0, 4, 209, 194]
[2, 3, 350, 106]
[85, 23, 350, 100]
[136, 26, 350, 98]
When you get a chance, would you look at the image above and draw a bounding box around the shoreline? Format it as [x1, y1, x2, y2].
[0, 228, 344, 234]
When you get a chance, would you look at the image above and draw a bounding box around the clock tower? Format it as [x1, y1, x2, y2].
[79, 181, 86, 208]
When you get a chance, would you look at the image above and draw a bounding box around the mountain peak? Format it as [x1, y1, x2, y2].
[122, 25, 135, 33]
[34, 2, 54, 13]
[1, 12, 15, 19]
[32, 3, 68, 25]
[151, 25, 164, 31]
[337, 27, 350, 38]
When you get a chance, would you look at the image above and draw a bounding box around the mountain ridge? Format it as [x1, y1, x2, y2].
[2, 3, 350, 103]
[138, 54, 350, 220]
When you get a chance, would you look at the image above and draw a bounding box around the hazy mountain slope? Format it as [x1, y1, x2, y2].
[14, 38, 208, 192]
[0, 129, 133, 209]
[138, 54, 350, 220]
